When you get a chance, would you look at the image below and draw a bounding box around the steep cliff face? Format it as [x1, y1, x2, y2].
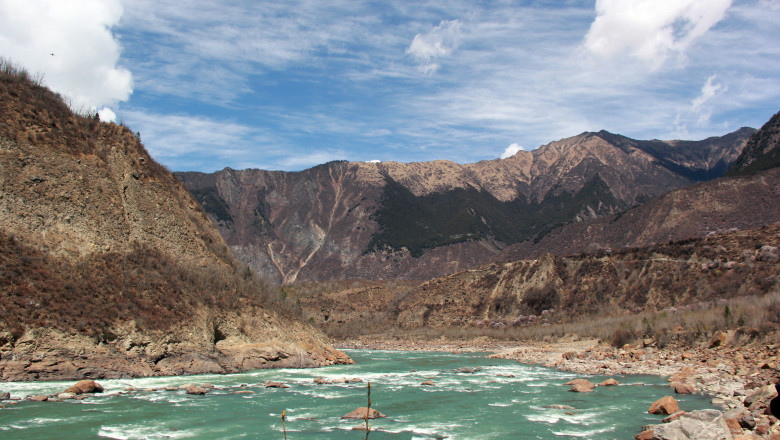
[0, 67, 350, 381]
[179, 128, 752, 284]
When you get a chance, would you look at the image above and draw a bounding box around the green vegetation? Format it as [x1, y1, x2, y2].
[367, 174, 623, 257]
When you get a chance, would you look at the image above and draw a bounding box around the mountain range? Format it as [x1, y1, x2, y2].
[178, 126, 754, 284]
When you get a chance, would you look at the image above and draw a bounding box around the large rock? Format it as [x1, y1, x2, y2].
[671, 382, 696, 394]
[65, 379, 104, 395]
[744, 384, 777, 410]
[0, 392, 10, 400]
[599, 378, 619, 386]
[651, 410, 729, 440]
[649, 396, 680, 415]
[635, 430, 654, 440]
[185, 385, 207, 395]
[341, 407, 386, 419]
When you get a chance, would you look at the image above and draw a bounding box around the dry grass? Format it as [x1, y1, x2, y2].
[356, 289, 780, 349]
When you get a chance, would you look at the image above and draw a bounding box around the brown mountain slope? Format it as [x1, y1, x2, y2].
[178, 128, 751, 284]
[727, 110, 780, 176]
[499, 167, 780, 262]
[292, 223, 780, 333]
[0, 65, 349, 381]
[499, 109, 780, 263]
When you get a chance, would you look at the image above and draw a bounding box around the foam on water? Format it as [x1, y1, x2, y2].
[98, 424, 196, 439]
[0, 350, 719, 439]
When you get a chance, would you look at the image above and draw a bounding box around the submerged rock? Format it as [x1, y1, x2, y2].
[546, 404, 576, 410]
[264, 381, 289, 388]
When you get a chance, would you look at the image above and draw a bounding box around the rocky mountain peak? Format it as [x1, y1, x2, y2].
[178, 124, 753, 284]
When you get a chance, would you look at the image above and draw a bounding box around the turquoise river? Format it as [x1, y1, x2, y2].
[0, 349, 716, 439]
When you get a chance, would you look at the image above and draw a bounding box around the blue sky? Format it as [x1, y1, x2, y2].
[1, 0, 780, 172]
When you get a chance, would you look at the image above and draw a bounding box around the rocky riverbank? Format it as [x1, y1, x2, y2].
[337, 333, 780, 439]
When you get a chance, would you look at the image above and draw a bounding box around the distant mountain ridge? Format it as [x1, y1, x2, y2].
[727, 110, 780, 176]
[178, 127, 753, 284]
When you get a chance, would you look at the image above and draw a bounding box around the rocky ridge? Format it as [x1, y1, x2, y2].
[178, 128, 752, 284]
[0, 66, 350, 381]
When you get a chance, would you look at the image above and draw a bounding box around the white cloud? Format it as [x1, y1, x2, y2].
[584, 0, 732, 69]
[500, 143, 523, 159]
[98, 107, 117, 123]
[0, 0, 132, 109]
[407, 19, 462, 74]
[691, 74, 726, 124]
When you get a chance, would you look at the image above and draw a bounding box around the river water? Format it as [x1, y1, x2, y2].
[0, 349, 716, 439]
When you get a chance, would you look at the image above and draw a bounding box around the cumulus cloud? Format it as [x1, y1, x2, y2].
[0, 0, 132, 109]
[584, 0, 732, 69]
[500, 143, 523, 159]
[407, 19, 462, 74]
[98, 107, 117, 123]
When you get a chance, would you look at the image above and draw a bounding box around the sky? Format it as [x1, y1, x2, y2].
[1, 0, 779, 172]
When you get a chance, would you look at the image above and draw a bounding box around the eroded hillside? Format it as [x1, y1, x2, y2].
[292, 224, 780, 335]
[0, 65, 350, 381]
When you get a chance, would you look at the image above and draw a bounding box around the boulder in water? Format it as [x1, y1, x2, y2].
[566, 379, 595, 392]
[65, 380, 103, 395]
[186, 385, 207, 395]
[0, 392, 10, 400]
[648, 396, 679, 415]
[341, 407, 386, 419]
[598, 378, 619, 387]
[671, 382, 695, 394]
[264, 381, 289, 388]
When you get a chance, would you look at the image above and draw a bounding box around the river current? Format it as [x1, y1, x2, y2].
[0, 349, 716, 439]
